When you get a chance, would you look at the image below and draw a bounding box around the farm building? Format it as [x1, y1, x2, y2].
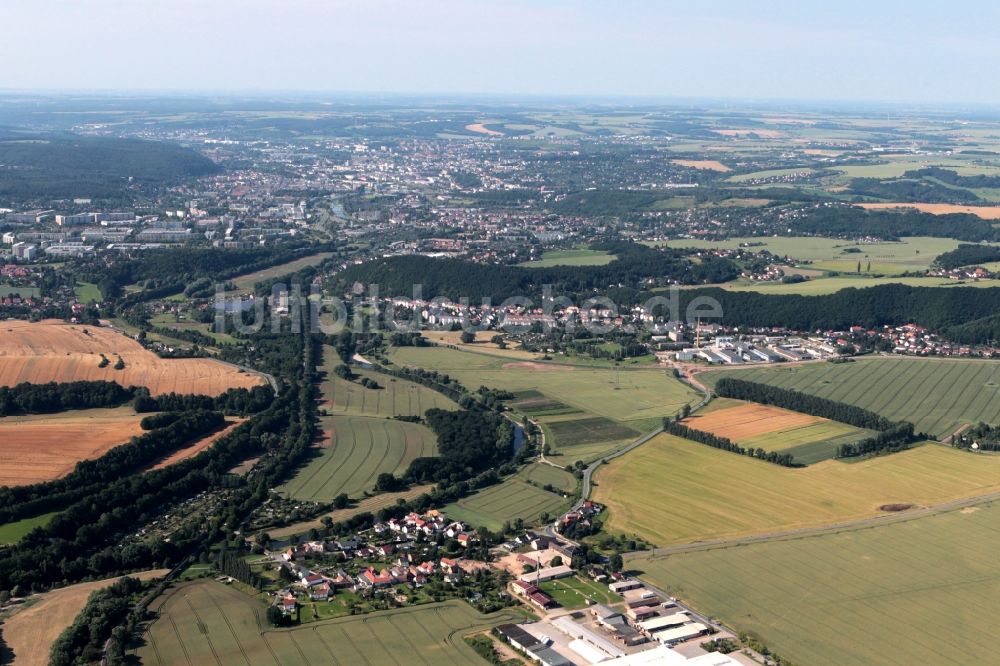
[638, 613, 690, 635]
[609, 579, 644, 594]
[518, 564, 574, 584]
[652, 622, 709, 646]
[496, 623, 542, 653]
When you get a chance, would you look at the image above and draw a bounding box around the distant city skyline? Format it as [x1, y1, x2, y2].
[3, 0, 999, 104]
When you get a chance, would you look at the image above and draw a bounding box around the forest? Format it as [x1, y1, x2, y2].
[786, 205, 1000, 242]
[672, 283, 1000, 337]
[0, 380, 133, 416]
[0, 132, 220, 202]
[338, 240, 739, 300]
[932, 243, 1000, 269]
[404, 407, 514, 484]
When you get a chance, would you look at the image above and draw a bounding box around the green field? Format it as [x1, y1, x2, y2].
[661, 236, 963, 275]
[229, 252, 335, 292]
[740, 419, 875, 465]
[74, 281, 102, 303]
[538, 576, 620, 609]
[594, 433, 1000, 546]
[518, 462, 578, 494]
[280, 415, 437, 500]
[443, 467, 573, 531]
[519, 247, 617, 267]
[631, 500, 1000, 665]
[320, 361, 457, 418]
[0, 512, 58, 544]
[706, 357, 1000, 438]
[0, 285, 41, 298]
[136, 580, 523, 666]
[388, 346, 697, 459]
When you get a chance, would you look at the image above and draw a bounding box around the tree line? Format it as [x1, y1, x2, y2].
[933, 244, 1000, 270]
[0, 380, 133, 416]
[714, 378, 919, 458]
[661, 419, 797, 467]
[49, 576, 146, 666]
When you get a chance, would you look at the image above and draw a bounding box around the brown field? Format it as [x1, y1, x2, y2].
[673, 159, 731, 172]
[714, 129, 783, 138]
[859, 202, 1000, 220]
[0, 320, 265, 396]
[1, 569, 169, 666]
[147, 419, 245, 471]
[465, 122, 503, 136]
[0, 408, 146, 486]
[681, 401, 822, 440]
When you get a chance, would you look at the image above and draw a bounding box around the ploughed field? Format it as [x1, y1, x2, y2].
[135, 580, 523, 666]
[0, 320, 265, 396]
[705, 356, 1000, 439]
[681, 400, 874, 464]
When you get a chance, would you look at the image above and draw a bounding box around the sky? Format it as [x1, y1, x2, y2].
[2, 0, 999, 104]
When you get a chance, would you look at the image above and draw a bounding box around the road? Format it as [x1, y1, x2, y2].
[570, 365, 713, 512]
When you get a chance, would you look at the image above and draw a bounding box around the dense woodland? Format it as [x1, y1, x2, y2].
[0, 132, 220, 203]
[786, 206, 1000, 242]
[673, 284, 1000, 338]
[405, 408, 514, 484]
[933, 244, 1000, 269]
[48, 576, 146, 666]
[339, 241, 739, 300]
[0, 381, 133, 416]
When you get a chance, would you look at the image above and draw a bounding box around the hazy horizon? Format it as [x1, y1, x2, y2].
[2, 1, 999, 105]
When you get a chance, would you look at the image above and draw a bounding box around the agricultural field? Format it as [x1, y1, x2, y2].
[319, 363, 457, 419]
[682, 401, 873, 464]
[228, 252, 335, 293]
[517, 461, 578, 494]
[2, 569, 169, 666]
[0, 407, 146, 486]
[443, 464, 574, 531]
[387, 346, 697, 459]
[0, 320, 265, 396]
[135, 580, 523, 666]
[672, 159, 731, 172]
[279, 414, 437, 501]
[594, 433, 1000, 546]
[631, 500, 1000, 666]
[859, 202, 1000, 219]
[519, 247, 617, 267]
[705, 356, 1000, 438]
[712, 275, 1000, 295]
[663, 235, 963, 275]
[0, 285, 40, 298]
[0, 511, 58, 544]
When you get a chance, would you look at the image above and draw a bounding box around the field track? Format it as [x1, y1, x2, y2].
[0, 320, 265, 396]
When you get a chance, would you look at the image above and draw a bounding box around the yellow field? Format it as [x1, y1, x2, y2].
[0, 569, 169, 666]
[859, 202, 1000, 219]
[0, 320, 265, 396]
[682, 402, 822, 440]
[673, 159, 731, 172]
[595, 434, 1000, 546]
[0, 408, 146, 486]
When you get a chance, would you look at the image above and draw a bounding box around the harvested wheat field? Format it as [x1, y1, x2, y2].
[147, 419, 245, 471]
[0, 320, 265, 396]
[714, 128, 783, 138]
[0, 408, 146, 486]
[673, 159, 731, 172]
[1, 569, 169, 666]
[859, 202, 1000, 220]
[465, 122, 503, 136]
[682, 401, 821, 440]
